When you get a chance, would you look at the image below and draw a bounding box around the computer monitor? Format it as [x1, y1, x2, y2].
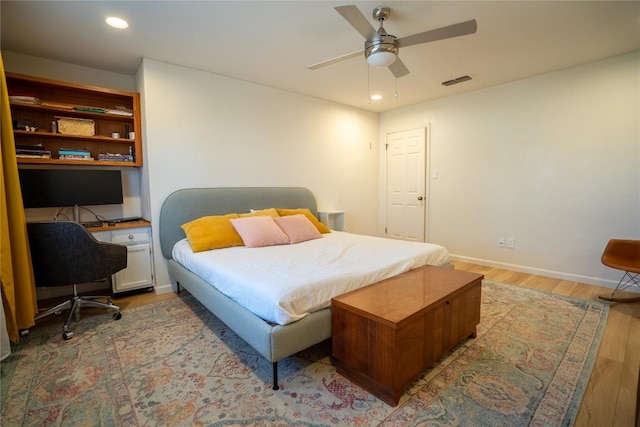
[18, 168, 124, 221]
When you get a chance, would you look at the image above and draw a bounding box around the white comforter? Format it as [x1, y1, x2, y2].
[172, 231, 449, 325]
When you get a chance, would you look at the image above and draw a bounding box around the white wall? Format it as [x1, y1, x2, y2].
[138, 59, 380, 293]
[380, 52, 640, 287]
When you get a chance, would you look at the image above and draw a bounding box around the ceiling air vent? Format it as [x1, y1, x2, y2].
[442, 75, 472, 86]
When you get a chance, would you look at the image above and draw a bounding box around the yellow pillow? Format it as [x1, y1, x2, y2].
[181, 213, 244, 252]
[276, 208, 331, 234]
[239, 208, 280, 218]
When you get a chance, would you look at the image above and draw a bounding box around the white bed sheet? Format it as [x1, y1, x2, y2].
[172, 231, 449, 325]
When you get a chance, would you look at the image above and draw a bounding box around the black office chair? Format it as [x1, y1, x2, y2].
[27, 221, 128, 339]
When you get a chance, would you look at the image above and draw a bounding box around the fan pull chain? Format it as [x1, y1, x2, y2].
[395, 78, 398, 99]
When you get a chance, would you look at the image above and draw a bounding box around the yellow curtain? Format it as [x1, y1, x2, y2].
[0, 52, 38, 343]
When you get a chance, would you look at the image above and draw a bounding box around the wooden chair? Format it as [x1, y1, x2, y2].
[598, 239, 640, 303]
[27, 221, 128, 339]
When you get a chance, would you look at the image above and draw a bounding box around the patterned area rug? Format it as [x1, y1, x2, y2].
[1, 280, 609, 426]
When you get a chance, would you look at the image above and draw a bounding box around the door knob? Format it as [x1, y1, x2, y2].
[417, 196, 423, 201]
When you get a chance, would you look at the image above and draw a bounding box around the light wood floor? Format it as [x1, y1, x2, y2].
[111, 261, 640, 427]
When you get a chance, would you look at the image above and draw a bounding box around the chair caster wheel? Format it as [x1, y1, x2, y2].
[63, 331, 73, 340]
[113, 312, 122, 320]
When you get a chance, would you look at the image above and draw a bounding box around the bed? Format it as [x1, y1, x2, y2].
[159, 187, 451, 389]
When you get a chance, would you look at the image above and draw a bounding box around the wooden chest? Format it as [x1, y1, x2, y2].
[331, 265, 483, 405]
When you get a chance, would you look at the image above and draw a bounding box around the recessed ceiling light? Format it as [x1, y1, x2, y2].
[370, 94, 383, 101]
[106, 16, 128, 29]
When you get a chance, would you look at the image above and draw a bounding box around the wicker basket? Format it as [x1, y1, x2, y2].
[56, 117, 95, 136]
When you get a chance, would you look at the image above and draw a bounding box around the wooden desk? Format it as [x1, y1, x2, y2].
[85, 219, 150, 232]
[331, 265, 484, 406]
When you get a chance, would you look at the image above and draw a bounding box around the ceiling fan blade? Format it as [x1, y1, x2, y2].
[397, 19, 477, 48]
[388, 57, 410, 78]
[335, 5, 378, 40]
[307, 49, 364, 70]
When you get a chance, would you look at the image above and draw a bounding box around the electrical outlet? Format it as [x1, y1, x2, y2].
[498, 237, 505, 248]
[507, 238, 515, 248]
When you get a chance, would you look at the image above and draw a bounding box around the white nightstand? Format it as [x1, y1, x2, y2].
[318, 210, 346, 231]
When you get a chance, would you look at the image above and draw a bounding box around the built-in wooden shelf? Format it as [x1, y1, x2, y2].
[7, 72, 142, 167]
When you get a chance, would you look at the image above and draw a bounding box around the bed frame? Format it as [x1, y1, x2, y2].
[159, 187, 332, 390]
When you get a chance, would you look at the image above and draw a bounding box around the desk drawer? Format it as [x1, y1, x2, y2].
[113, 230, 149, 244]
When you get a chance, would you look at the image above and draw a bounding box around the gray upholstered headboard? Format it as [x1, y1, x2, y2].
[158, 187, 318, 259]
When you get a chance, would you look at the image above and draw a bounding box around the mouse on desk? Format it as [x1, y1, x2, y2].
[107, 222, 116, 226]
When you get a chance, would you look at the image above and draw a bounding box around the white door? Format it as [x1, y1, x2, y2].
[386, 128, 426, 242]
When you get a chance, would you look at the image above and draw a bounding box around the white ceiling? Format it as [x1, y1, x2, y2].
[2, 1, 639, 113]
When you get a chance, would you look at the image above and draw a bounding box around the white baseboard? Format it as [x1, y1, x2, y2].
[449, 254, 619, 289]
[154, 283, 175, 295]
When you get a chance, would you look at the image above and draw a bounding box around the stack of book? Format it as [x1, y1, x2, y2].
[104, 108, 133, 117]
[58, 148, 93, 161]
[15, 144, 51, 159]
[98, 153, 134, 162]
[9, 92, 40, 105]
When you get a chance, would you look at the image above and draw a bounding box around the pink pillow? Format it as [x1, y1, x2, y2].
[274, 214, 322, 244]
[230, 216, 289, 248]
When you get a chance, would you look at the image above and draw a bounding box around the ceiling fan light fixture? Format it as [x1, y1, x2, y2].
[365, 35, 398, 67]
[367, 51, 396, 67]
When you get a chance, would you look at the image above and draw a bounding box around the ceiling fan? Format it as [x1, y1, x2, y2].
[308, 5, 477, 78]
